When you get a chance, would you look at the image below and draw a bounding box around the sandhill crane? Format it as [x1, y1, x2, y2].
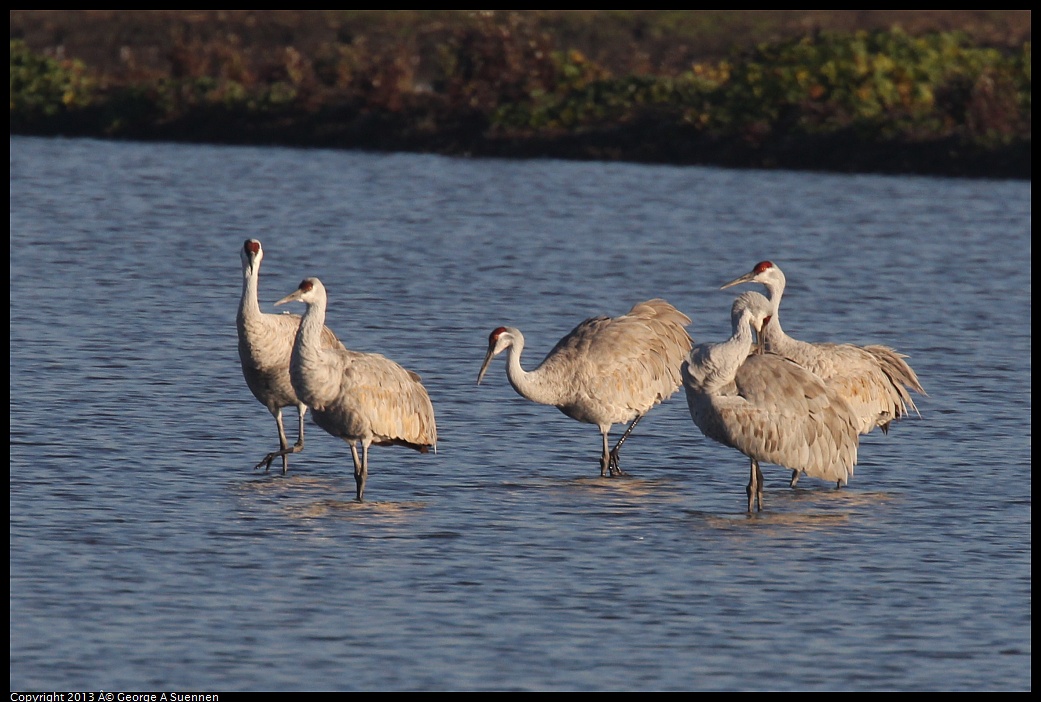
[275, 277, 437, 502]
[721, 260, 925, 471]
[683, 291, 860, 512]
[477, 299, 693, 477]
[237, 239, 346, 474]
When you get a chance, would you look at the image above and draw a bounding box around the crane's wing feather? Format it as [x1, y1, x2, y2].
[780, 340, 924, 434]
[318, 348, 438, 450]
[538, 299, 693, 419]
[687, 354, 858, 483]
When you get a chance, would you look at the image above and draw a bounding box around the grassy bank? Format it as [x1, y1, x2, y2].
[10, 11, 1032, 178]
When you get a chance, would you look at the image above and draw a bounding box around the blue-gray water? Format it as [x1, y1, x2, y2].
[9, 136, 1030, 691]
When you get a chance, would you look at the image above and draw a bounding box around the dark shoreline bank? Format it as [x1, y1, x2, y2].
[14, 119, 1028, 181]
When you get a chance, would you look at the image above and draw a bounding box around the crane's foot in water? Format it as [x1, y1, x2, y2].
[254, 441, 303, 474]
[254, 454, 277, 472]
[605, 448, 629, 478]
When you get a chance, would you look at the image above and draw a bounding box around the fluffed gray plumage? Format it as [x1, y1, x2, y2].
[276, 277, 437, 502]
[478, 298, 693, 477]
[683, 291, 860, 512]
[721, 260, 926, 438]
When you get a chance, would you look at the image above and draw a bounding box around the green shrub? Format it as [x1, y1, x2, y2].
[10, 39, 97, 127]
[714, 29, 1030, 144]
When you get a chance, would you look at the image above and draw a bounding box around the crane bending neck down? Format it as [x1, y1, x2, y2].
[476, 299, 693, 479]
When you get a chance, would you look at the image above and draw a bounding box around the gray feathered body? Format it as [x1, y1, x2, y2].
[479, 298, 691, 478]
[763, 317, 925, 436]
[287, 282, 437, 454]
[298, 346, 437, 453]
[683, 292, 859, 486]
[237, 245, 344, 416]
[523, 299, 693, 429]
[721, 260, 925, 437]
[238, 307, 341, 414]
[684, 352, 859, 485]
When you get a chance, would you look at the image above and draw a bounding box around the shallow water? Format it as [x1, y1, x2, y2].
[9, 136, 1031, 691]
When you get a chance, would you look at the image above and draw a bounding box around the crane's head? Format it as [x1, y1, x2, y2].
[477, 326, 517, 385]
[275, 277, 325, 308]
[241, 238, 264, 276]
[731, 291, 773, 353]
[720, 260, 785, 292]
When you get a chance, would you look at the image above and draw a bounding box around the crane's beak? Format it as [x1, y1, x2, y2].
[477, 345, 496, 385]
[274, 289, 303, 307]
[720, 271, 757, 290]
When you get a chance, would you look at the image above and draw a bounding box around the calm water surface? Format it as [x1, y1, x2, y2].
[9, 136, 1030, 691]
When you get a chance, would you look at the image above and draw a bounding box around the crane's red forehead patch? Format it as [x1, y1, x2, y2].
[753, 261, 774, 273]
[299, 280, 314, 292]
[490, 326, 508, 341]
[245, 240, 260, 254]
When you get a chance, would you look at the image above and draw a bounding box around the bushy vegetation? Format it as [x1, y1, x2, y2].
[710, 29, 1030, 146]
[9, 38, 95, 127]
[8, 11, 1031, 177]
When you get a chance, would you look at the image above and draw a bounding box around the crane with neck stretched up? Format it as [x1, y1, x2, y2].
[721, 260, 925, 437]
[275, 277, 437, 502]
[721, 260, 925, 489]
[236, 239, 345, 474]
[477, 298, 693, 478]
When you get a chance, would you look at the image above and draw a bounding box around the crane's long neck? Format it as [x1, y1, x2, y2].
[503, 336, 563, 407]
[298, 294, 327, 345]
[238, 261, 262, 323]
[764, 311, 827, 373]
[759, 275, 801, 355]
[697, 314, 755, 395]
[292, 294, 339, 406]
[761, 308, 802, 356]
[762, 275, 785, 318]
[720, 317, 756, 387]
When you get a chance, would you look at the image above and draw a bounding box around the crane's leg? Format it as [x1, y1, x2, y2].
[789, 470, 800, 488]
[747, 458, 764, 512]
[599, 433, 611, 477]
[349, 443, 367, 502]
[294, 405, 307, 452]
[255, 408, 300, 473]
[607, 415, 643, 477]
[756, 461, 764, 511]
[359, 443, 370, 502]
[746, 459, 755, 512]
[256, 410, 293, 470]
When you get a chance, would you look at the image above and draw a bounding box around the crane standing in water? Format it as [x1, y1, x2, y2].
[237, 239, 345, 474]
[683, 291, 860, 512]
[721, 260, 925, 485]
[477, 299, 693, 477]
[276, 277, 437, 502]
